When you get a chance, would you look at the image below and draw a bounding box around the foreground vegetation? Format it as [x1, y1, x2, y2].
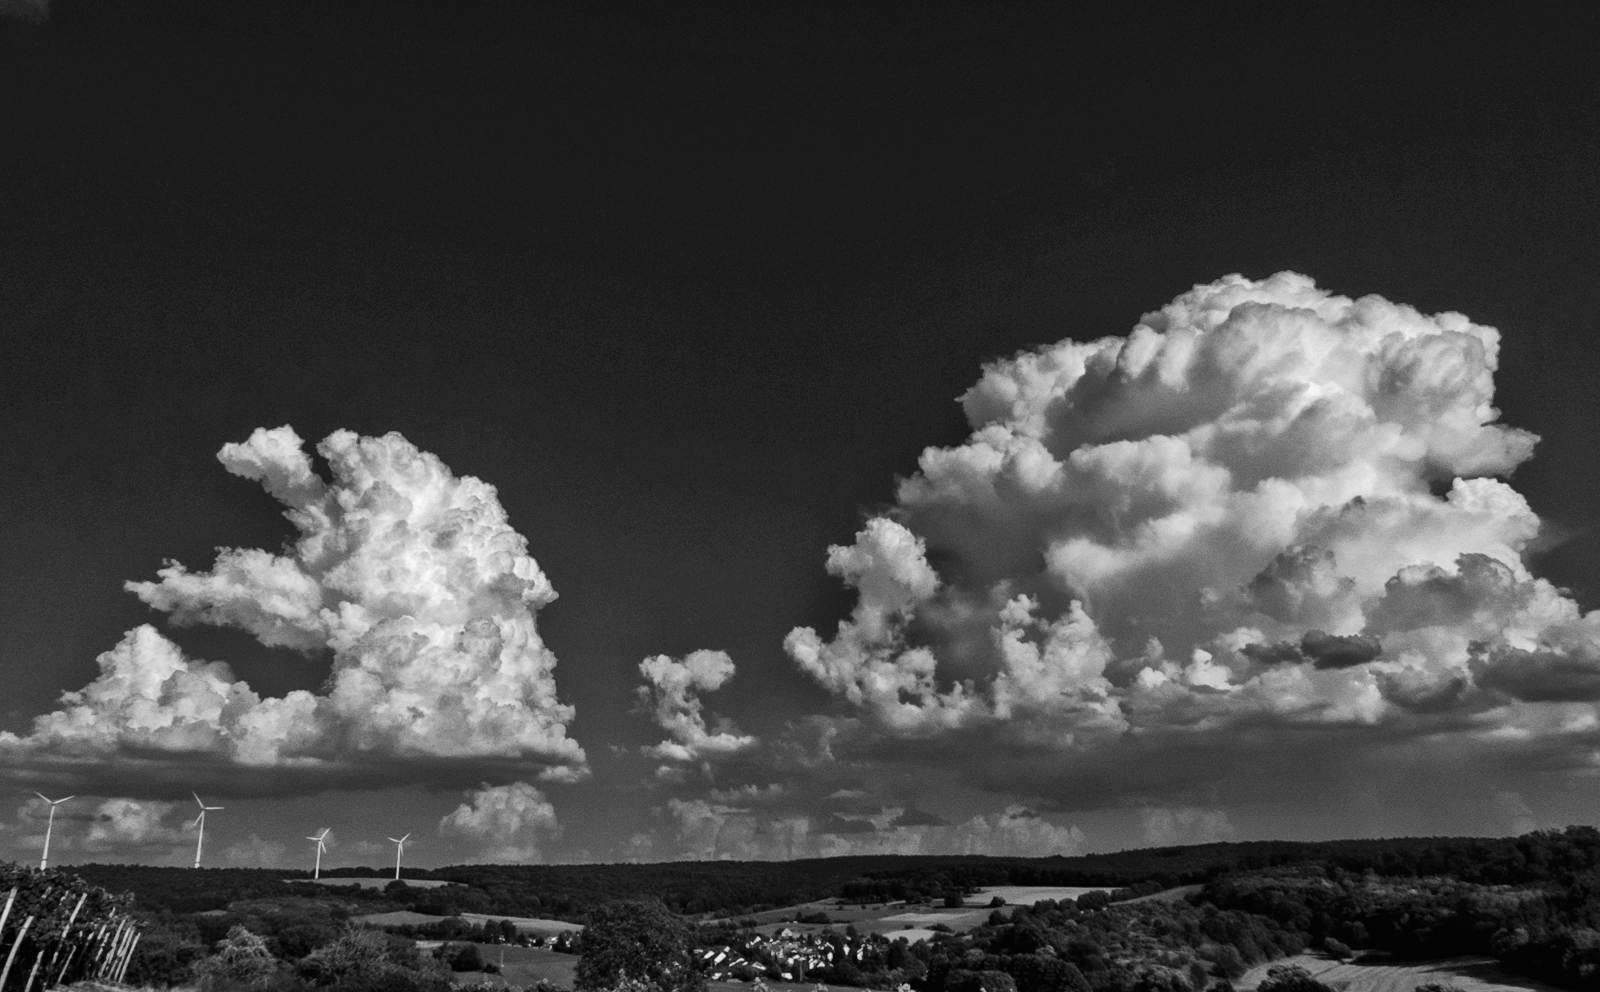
[10, 827, 1600, 992]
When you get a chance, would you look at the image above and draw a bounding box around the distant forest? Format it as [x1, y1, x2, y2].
[68, 831, 1600, 920]
[50, 829, 1600, 992]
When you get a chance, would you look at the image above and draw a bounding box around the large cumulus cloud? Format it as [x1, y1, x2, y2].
[0, 427, 586, 794]
[785, 272, 1598, 806]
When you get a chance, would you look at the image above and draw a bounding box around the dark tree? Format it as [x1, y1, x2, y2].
[575, 901, 705, 992]
[1258, 966, 1336, 992]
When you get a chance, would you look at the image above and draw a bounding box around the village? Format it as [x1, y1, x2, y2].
[696, 927, 886, 984]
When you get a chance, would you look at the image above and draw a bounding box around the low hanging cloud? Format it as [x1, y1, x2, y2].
[785, 272, 1600, 807]
[0, 427, 586, 795]
[0, 796, 195, 864]
[662, 798, 1083, 861]
[636, 650, 756, 772]
[437, 782, 560, 862]
[1140, 806, 1236, 847]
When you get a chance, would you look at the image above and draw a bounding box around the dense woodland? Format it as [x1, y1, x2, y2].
[25, 828, 1600, 992]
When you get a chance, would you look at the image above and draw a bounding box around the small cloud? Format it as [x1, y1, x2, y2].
[0, 0, 47, 24]
[438, 782, 560, 862]
[1140, 806, 1236, 847]
[636, 650, 756, 768]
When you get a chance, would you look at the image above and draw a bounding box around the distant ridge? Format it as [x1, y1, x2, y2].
[60, 828, 1595, 920]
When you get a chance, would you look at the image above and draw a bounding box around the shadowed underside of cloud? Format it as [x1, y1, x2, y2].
[777, 272, 1600, 808]
[656, 797, 1084, 861]
[0, 427, 587, 796]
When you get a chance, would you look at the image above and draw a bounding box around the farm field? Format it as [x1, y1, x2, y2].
[1120, 884, 1202, 904]
[296, 876, 453, 890]
[967, 885, 1112, 905]
[357, 909, 583, 937]
[445, 944, 579, 988]
[1240, 954, 1564, 992]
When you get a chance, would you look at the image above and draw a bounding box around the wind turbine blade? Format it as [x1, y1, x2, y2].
[34, 792, 50, 803]
[193, 792, 205, 808]
[58, 796, 74, 804]
[399, 833, 411, 843]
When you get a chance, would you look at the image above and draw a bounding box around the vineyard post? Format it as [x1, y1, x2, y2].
[1, 915, 35, 991]
[111, 925, 135, 980]
[96, 919, 125, 979]
[0, 888, 16, 941]
[42, 893, 87, 985]
[19, 947, 43, 992]
[114, 932, 140, 984]
[86, 921, 107, 973]
[49, 944, 75, 990]
[100, 924, 126, 981]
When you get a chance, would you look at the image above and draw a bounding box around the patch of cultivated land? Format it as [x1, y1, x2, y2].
[296, 877, 454, 890]
[1121, 884, 1202, 904]
[1240, 954, 1565, 992]
[445, 945, 578, 988]
[968, 886, 1112, 905]
[356, 910, 582, 937]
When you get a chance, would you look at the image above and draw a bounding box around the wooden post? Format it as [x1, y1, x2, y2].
[114, 932, 140, 984]
[95, 920, 124, 979]
[42, 892, 87, 986]
[50, 944, 76, 990]
[112, 925, 136, 980]
[20, 948, 44, 992]
[0, 888, 17, 942]
[1, 915, 35, 991]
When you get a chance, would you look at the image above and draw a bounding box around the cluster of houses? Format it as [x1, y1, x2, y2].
[696, 927, 878, 982]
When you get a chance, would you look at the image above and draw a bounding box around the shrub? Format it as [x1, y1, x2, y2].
[947, 969, 1019, 992]
[298, 927, 450, 992]
[575, 900, 704, 992]
[1322, 939, 1351, 961]
[193, 925, 289, 992]
[1258, 966, 1336, 992]
[434, 941, 486, 972]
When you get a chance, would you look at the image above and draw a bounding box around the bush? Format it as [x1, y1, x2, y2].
[945, 892, 967, 908]
[1258, 966, 1336, 992]
[990, 896, 1007, 907]
[575, 900, 704, 992]
[434, 941, 486, 972]
[298, 927, 450, 992]
[1322, 939, 1351, 961]
[947, 969, 1019, 992]
[193, 926, 289, 992]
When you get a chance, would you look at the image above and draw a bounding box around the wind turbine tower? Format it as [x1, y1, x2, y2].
[34, 792, 74, 870]
[306, 828, 330, 880]
[190, 792, 224, 869]
[387, 833, 410, 881]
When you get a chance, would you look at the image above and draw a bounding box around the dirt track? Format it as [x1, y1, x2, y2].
[1239, 954, 1565, 992]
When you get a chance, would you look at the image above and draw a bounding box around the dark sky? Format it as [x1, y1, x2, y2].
[1, 2, 1598, 866]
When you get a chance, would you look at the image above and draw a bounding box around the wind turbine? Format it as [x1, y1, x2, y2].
[34, 792, 74, 870]
[306, 828, 330, 880]
[190, 792, 223, 869]
[387, 833, 410, 881]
